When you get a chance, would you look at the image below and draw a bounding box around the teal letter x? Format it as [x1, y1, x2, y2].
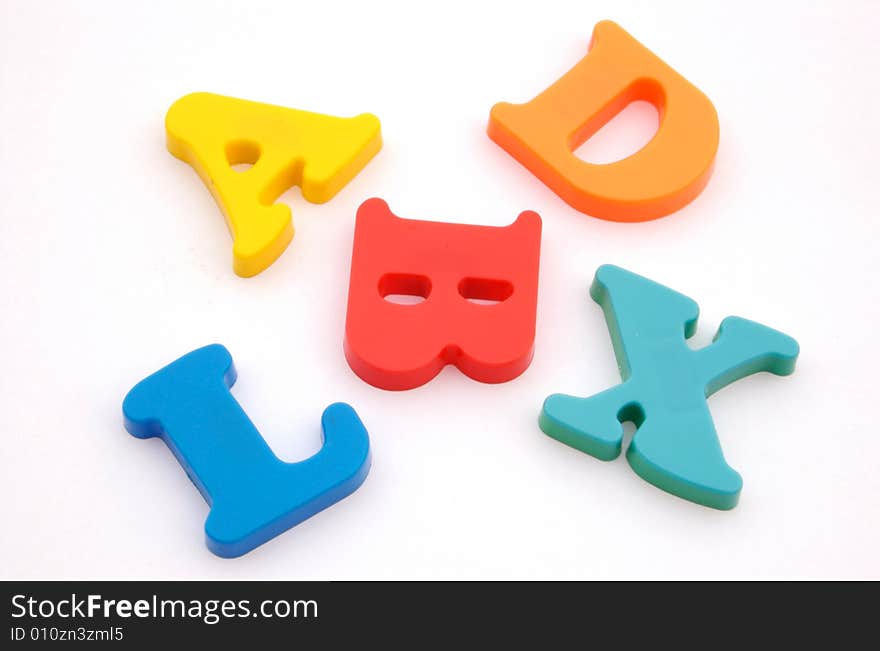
[540, 265, 799, 510]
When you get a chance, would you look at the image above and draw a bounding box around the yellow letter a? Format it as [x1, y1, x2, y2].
[166, 93, 382, 277]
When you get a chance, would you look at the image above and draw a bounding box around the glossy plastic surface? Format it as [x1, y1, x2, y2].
[123, 344, 371, 557]
[166, 92, 382, 276]
[540, 265, 799, 509]
[489, 21, 719, 222]
[344, 198, 542, 390]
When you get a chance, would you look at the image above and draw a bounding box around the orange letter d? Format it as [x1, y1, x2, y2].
[488, 21, 719, 222]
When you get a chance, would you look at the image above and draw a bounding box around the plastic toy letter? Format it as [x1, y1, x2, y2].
[488, 21, 719, 222]
[122, 345, 371, 557]
[166, 93, 382, 277]
[540, 266, 799, 509]
[344, 198, 542, 390]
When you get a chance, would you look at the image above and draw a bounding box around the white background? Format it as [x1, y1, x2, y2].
[1, 0, 877, 580]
